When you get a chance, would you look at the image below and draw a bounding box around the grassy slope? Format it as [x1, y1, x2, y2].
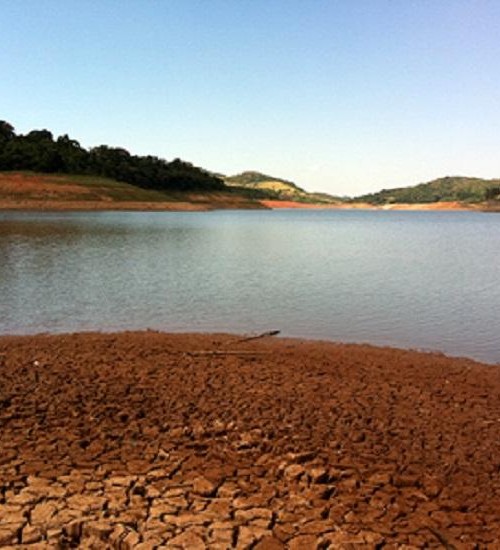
[0, 172, 267, 210]
[224, 171, 341, 203]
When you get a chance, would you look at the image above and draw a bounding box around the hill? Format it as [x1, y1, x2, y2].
[0, 120, 224, 193]
[225, 171, 341, 203]
[0, 172, 266, 211]
[355, 176, 500, 205]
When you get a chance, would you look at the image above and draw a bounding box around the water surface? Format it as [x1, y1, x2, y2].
[1, 209, 499, 363]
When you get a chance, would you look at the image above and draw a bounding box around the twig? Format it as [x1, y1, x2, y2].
[227, 330, 281, 346]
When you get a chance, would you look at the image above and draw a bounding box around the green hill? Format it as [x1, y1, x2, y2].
[225, 171, 340, 203]
[356, 176, 500, 205]
[0, 120, 224, 193]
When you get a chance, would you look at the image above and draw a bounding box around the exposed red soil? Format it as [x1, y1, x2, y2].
[258, 201, 345, 210]
[1, 332, 499, 548]
[0, 173, 266, 212]
[260, 200, 477, 211]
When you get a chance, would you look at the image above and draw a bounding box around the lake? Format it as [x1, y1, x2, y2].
[1, 209, 499, 364]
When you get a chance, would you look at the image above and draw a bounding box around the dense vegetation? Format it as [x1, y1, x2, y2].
[356, 176, 500, 205]
[0, 121, 224, 192]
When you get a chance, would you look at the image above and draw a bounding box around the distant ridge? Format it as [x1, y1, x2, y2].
[355, 176, 500, 205]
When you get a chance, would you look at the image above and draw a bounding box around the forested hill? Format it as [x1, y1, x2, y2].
[0, 121, 224, 192]
[356, 176, 500, 205]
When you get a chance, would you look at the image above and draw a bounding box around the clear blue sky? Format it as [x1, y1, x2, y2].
[2, 0, 500, 196]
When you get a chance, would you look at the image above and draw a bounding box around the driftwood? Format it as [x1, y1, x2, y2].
[180, 330, 280, 357]
[227, 330, 280, 346]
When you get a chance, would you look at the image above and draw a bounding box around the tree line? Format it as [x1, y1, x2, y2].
[0, 121, 224, 192]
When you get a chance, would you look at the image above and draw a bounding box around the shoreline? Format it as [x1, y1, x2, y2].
[0, 172, 495, 212]
[0, 199, 484, 213]
[0, 198, 485, 213]
[1, 331, 499, 547]
[260, 199, 481, 211]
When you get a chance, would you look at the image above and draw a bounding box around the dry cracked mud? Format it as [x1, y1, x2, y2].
[1, 332, 499, 549]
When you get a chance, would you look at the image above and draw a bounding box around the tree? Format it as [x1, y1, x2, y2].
[0, 121, 15, 143]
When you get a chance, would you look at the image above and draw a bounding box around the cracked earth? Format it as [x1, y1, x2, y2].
[1, 332, 499, 548]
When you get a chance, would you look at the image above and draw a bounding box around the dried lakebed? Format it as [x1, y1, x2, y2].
[1, 332, 499, 548]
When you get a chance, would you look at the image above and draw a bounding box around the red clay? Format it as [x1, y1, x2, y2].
[1, 332, 499, 547]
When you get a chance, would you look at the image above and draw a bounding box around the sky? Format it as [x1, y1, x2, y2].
[1, 0, 500, 196]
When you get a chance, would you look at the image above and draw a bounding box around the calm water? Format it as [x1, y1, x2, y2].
[1, 209, 499, 364]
